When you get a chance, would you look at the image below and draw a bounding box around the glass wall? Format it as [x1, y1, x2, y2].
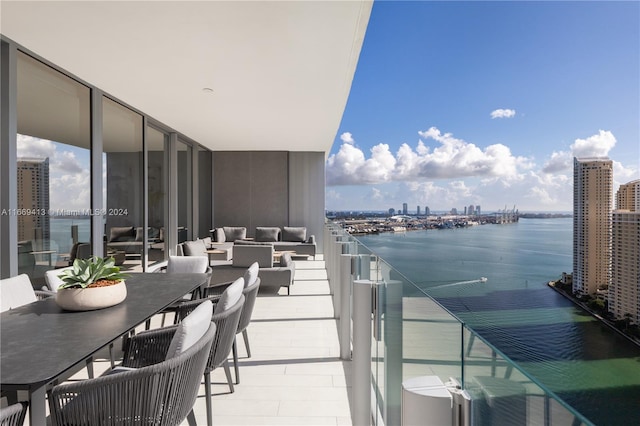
[198, 146, 212, 239]
[3, 42, 213, 279]
[147, 126, 168, 263]
[15, 52, 91, 286]
[102, 97, 143, 270]
[177, 140, 192, 243]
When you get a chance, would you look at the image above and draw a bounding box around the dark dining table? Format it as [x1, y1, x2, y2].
[0, 272, 209, 426]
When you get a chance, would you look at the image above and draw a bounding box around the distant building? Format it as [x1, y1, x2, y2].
[402, 203, 408, 215]
[416, 206, 421, 216]
[476, 205, 481, 215]
[17, 157, 50, 243]
[616, 179, 640, 210]
[468, 204, 475, 215]
[425, 206, 430, 216]
[451, 207, 458, 215]
[609, 180, 640, 325]
[463, 206, 467, 215]
[573, 157, 613, 297]
[388, 208, 395, 216]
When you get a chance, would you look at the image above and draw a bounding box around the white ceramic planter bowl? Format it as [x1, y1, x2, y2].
[55, 280, 127, 311]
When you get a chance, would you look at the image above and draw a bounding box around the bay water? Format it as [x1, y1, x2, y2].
[356, 218, 640, 425]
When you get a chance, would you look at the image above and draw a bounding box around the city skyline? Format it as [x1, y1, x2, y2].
[326, 1, 639, 212]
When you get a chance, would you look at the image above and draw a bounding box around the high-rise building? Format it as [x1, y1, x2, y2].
[425, 206, 430, 216]
[464, 206, 467, 215]
[388, 208, 395, 216]
[476, 205, 481, 215]
[616, 179, 640, 210]
[468, 204, 475, 215]
[17, 157, 50, 243]
[573, 157, 613, 297]
[451, 207, 458, 215]
[402, 203, 408, 215]
[609, 180, 640, 325]
[416, 206, 421, 216]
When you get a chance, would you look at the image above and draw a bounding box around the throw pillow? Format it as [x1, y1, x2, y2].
[166, 300, 213, 359]
[109, 226, 134, 242]
[255, 227, 280, 242]
[223, 226, 247, 241]
[183, 240, 207, 256]
[244, 262, 259, 288]
[213, 228, 225, 243]
[282, 227, 306, 242]
[214, 278, 244, 314]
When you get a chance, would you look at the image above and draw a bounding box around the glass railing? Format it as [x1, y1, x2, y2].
[324, 223, 593, 426]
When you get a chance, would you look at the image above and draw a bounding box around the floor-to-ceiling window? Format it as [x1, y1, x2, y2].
[2, 42, 214, 278]
[198, 146, 212, 239]
[177, 140, 192, 243]
[147, 125, 168, 263]
[102, 97, 143, 270]
[15, 51, 91, 286]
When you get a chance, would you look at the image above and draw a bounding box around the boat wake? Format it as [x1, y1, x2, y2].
[429, 277, 488, 289]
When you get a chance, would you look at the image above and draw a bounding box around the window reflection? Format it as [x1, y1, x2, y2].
[147, 126, 168, 263]
[16, 52, 91, 286]
[102, 97, 143, 270]
[177, 140, 192, 243]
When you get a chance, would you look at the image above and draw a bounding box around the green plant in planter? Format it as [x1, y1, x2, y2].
[58, 256, 128, 289]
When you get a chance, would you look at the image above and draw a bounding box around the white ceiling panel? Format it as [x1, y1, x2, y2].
[1, 0, 372, 152]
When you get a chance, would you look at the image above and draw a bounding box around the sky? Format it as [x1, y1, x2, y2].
[325, 1, 640, 213]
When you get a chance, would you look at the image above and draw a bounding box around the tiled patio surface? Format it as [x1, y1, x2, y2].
[30, 256, 353, 426]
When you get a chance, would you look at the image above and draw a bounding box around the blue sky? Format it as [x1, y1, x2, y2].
[326, 1, 640, 212]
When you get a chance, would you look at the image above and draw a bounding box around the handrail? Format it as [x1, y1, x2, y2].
[325, 222, 594, 426]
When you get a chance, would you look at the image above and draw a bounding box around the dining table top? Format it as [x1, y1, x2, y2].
[0, 272, 209, 390]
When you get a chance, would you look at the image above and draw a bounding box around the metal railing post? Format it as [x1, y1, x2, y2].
[334, 241, 350, 319]
[340, 253, 354, 360]
[353, 279, 373, 426]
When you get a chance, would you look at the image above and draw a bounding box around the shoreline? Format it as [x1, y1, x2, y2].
[547, 281, 640, 348]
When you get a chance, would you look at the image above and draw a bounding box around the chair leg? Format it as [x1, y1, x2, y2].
[187, 409, 197, 426]
[232, 338, 240, 384]
[242, 329, 251, 358]
[205, 372, 213, 426]
[85, 357, 94, 379]
[223, 360, 235, 393]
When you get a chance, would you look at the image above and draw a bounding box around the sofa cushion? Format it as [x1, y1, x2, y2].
[109, 226, 134, 242]
[279, 252, 293, 267]
[235, 240, 273, 246]
[212, 228, 225, 242]
[166, 299, 213, 359]
[244, 262, 260, 288]
[282, 227, 306, 242]
[255, 227, 281, 242]
[223, 226, 247, 241]
[233, 244, 273, 268]
[214, 278, 244, 314]
[183, 240, 207, 256]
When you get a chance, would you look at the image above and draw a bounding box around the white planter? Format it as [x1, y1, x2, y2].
[55, 280, 127, 311]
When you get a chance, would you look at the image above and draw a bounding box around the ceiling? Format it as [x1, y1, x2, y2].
[1, 0, 372, 153]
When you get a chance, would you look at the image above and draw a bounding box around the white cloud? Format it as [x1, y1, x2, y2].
[542, 130, 618, 173]
[326, 127, 531, 185]
[490, 109, 516, 119]
[542, 151, 572, 174]
[50, 170, 91, 211]
[17, 135, 56, 159]
[570, 129, 616, 158]
[340, 132, 355, 145]
[53, 151, 84, 174]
